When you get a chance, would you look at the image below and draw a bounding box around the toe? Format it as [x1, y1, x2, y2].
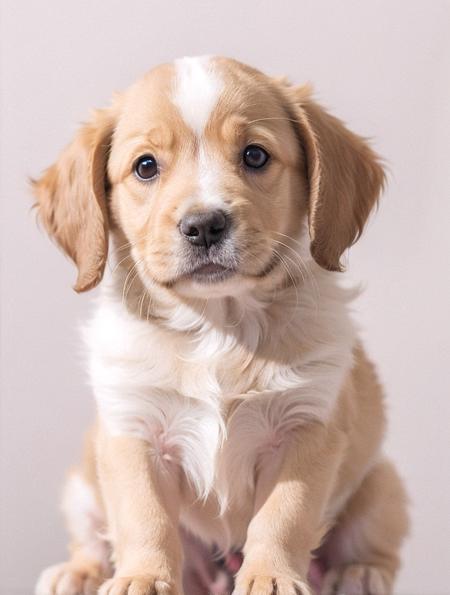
[99, 576, 177, 595]
[321, 564, 390, 595]
[36, 562, 104, 595]
[249, 576, 274, 594]
[128, 577, 156, 595]
[234, 575, 311, 595]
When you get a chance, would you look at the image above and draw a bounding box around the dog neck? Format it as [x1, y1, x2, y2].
[104, 231, 355, 363]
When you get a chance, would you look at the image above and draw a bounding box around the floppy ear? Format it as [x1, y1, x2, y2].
[33, 107, 116, 292]
[287, 86, 385, 271]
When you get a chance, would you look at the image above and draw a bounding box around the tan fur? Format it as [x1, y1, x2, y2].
[40, 352, 408, 595]
[288, 90, 386, 272]
[33, 57, 408, 595]
[33, 106, 116, 292]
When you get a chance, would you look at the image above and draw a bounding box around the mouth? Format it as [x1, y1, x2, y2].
[189, 263, 236, 283]
[160, 243, 280, 290]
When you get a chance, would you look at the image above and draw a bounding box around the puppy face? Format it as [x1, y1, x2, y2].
[33, 56, 385, 296]
[107, 57, 307, 298]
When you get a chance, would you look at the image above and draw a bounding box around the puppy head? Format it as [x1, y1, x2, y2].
[33, 56, 385, 298]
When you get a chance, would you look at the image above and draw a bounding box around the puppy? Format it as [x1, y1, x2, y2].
[34, 56, 408, 595]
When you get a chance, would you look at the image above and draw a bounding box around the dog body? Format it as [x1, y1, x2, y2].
[34, 57, 408, 595]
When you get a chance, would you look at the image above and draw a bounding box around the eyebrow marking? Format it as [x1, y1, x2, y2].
[172, 56, 223, 136]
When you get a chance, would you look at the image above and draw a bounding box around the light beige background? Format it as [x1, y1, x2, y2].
[1, 1, 449, 593]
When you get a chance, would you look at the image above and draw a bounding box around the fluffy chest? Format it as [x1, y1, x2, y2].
[85, 295, 354, 503]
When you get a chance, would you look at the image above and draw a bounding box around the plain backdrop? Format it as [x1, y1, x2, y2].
[1, 1, 450, 594]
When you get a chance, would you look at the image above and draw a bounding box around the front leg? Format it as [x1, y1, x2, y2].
[96, 426, 184, 595]
[234, 422, 345, 595]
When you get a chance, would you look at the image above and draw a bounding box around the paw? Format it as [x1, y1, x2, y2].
[233, 574, 312, 595]
[35, 562, 103, 595]
[321, 564, 392, 595]
[98, 575, 180, 595]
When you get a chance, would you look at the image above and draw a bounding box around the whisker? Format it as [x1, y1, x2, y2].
[246, 116, 303, 126]
[110, 252, 134, 275]
[272, 249, 299, 304]
[138, 290, 148, 319]
[270, 239, 307, 285]
[271, 231, 321, 305]
[272, 248, 301, 325]
[114, 240, 135, 253]
[121, 259, 143, 306]
[145, 281, 156, 323]
[271, 238, 320, 317]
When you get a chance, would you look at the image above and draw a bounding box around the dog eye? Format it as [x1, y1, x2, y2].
[134, 154, 158, 181]
[243, 145, 270, 169]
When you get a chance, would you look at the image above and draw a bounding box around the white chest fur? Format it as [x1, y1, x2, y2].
[85, 276, 355, 508]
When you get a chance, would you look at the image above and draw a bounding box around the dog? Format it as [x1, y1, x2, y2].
[33, 56, 408, 595]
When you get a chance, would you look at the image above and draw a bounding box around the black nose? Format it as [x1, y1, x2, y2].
[179, 210, 228, 248]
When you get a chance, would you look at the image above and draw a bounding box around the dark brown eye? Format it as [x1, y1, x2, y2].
[243, 145, 270, 169]
[134, 154, 158, 180]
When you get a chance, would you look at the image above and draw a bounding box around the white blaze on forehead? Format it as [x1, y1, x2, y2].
[172, 56, 223, 136]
